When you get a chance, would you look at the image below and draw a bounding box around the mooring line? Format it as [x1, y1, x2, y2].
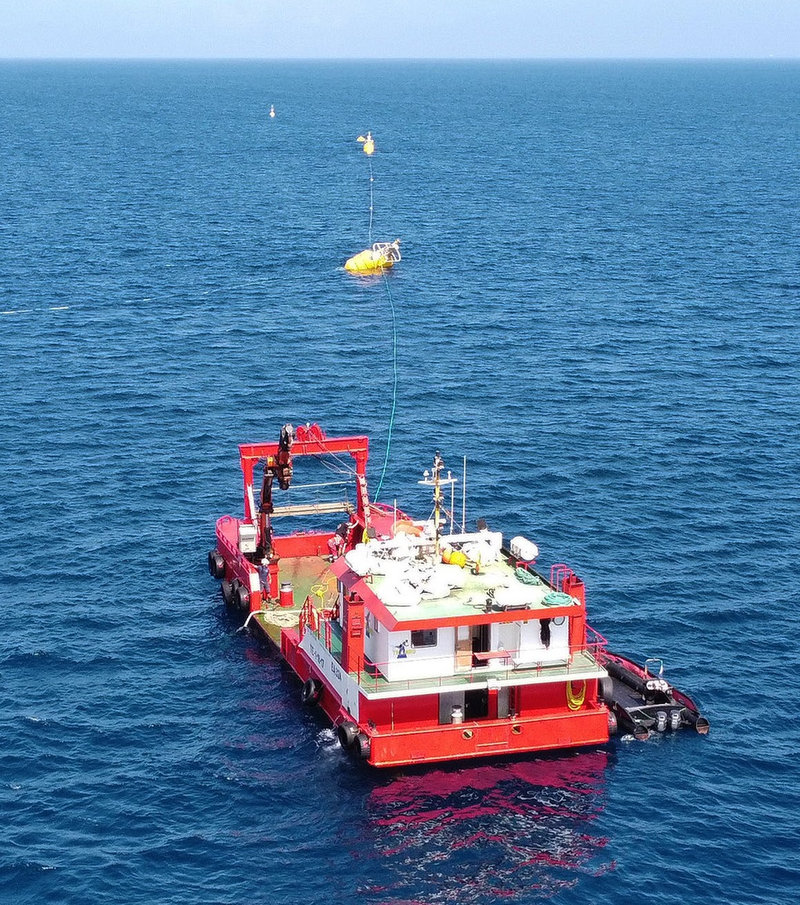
[374, 266, 398, 501]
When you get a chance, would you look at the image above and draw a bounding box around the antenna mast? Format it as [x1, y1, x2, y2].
[419, 450, 457, 556]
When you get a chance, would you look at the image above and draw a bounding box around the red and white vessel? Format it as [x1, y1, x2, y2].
[208, 423, 708, 768]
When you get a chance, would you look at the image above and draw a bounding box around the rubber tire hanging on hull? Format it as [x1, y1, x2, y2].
[208, 550, 225, 579]
[337, 721, 359, 749]
[221, 580, 233, 607]
[301, 678, 322, 706]
[355, 732, 371, 760]
[233, 583, 250, 614]
[230, 579, 242, 612]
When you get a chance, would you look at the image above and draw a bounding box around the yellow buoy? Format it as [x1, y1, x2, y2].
[344, 240, 401, 274]
[357, 131, 375, 155]
[442, 546, 468, 568]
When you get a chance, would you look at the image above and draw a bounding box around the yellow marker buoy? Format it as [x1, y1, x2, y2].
[357, 131, 375, 155]
[344, 239, 401, 274]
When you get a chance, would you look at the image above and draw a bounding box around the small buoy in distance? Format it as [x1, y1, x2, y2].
[357, 131, 375, 155]
[269, 104, 275, 118]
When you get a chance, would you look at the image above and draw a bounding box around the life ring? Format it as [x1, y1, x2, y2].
[566, 680, 586, 710]
[301, 678, 322, 706]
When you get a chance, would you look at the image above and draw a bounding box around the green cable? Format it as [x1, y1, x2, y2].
[374, 268, 397, 501]
[514, 568, 542, 585]
[543, 591, 575, 606]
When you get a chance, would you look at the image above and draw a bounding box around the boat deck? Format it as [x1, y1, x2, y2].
[277, 554, 338, 609]
[254, 555, 335, 645]
[263, 543, 579, 633]
[251, 553, 605, 695]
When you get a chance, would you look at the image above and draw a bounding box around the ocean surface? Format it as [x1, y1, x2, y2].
[1, 60, 799, 905]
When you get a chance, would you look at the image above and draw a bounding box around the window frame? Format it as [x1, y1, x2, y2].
[410, 628, 438, 648]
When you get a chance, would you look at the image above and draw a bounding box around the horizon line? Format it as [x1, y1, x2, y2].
[1, 55, 798, 63]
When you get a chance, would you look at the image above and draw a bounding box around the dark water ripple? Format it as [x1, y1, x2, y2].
[1, 60, 799, 905]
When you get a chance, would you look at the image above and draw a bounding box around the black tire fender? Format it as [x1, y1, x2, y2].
[234, 583, 250, 613]
[208, 550, 226, 579]
[337, 721, 359, 749]
[221, 580, 233, 607]
[355, 732, 371, 760]
[301, 678, 322, 706]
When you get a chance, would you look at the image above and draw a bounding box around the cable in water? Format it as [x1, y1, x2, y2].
[373, 267, 398, 502]
[353, 130, 398, 501]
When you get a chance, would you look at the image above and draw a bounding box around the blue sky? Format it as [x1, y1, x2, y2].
[2, 0, 799, 59]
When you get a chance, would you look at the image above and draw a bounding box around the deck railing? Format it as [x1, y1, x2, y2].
[354, 642, 606, 693]
[301, 610, 609, 693]
[583, 624, 608, 659]
[351, 651, 605, 693]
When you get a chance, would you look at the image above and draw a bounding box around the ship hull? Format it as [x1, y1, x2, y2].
[254, 617, 611, 768]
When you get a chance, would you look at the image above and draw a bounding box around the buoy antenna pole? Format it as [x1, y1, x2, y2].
[368, 157, 374, 245]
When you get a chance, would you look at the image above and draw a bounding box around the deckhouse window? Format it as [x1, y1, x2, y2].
[411, 629, 438, 648]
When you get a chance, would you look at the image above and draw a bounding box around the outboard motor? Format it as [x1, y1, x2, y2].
[644, 677, 672, 704]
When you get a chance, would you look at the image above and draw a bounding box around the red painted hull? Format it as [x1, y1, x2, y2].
[266, 620, 610, 767]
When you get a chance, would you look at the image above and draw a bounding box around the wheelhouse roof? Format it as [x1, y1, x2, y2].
[330, 550, 582, 632]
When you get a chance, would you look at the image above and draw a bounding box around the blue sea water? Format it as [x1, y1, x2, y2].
[1, 59, 799, 905]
